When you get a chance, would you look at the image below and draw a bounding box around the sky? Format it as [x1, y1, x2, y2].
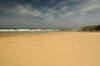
[0, 0, 100, 28]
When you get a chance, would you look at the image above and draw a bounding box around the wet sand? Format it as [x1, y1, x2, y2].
[0, 32, 100, 66]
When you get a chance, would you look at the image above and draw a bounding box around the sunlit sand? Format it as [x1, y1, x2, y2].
[0, 32, 100, 66]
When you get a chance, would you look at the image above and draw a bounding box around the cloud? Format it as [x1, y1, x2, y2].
[1, 4, 31, 15]
[81, 4, 100, 12]
[15, 5, 32, 15]
[79, 0, 100, 15]
[0, 0, 100, 28]
[15, 5, 43, 17]
[1, 4, 43, 17]
[61, 6, 68, 11]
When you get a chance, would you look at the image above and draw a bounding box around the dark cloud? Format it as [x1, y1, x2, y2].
[0, 0, 88, 13]
[0, 0, 70, 10]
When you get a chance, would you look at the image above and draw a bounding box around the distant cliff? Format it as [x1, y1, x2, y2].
[80, 25, 100, 31]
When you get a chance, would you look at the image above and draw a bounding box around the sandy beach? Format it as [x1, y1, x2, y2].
[0, 32, 100, 66]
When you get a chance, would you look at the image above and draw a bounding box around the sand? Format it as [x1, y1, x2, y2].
[0, 32, 100, 66]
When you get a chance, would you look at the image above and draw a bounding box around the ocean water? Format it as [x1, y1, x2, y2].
[0, 29, 59, 31]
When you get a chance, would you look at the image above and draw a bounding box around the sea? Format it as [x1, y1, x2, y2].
[0, 28, 59, 32]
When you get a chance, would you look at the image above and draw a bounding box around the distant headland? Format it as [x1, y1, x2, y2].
[59, 25, 100, 32]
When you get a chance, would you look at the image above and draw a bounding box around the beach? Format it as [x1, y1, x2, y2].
[0, 32, 100, 66]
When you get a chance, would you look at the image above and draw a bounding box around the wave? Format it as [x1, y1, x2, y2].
[0, 29, 59, 31]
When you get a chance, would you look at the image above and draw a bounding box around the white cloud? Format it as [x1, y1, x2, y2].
[2, 4, 32, 16]
[2, 4, 43, 17]
[15, 5, 32, 15]
[79, 0, 100, 15]
[61, 6, 68, 11]
[15, 5, 43, 17]
[81, 5, 100, 13]
[32, 10, 42, 17]
[59, 11, 76, 18]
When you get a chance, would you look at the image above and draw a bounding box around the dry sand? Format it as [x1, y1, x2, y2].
[0, 32, 100, 66]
